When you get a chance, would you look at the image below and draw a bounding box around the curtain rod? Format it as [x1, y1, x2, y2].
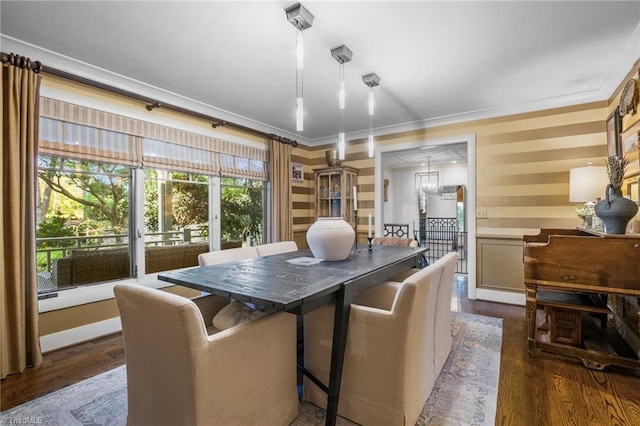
[1, 51, 298, 147]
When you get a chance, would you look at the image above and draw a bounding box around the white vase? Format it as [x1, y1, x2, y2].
[306, 217, 355, 261]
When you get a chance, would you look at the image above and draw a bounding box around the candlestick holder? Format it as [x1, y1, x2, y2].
[353, 209, 358, 251]
[367, 237, 373, 252]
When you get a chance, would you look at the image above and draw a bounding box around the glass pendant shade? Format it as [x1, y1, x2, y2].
[338, 63, 346, 159]
[331, 45, 352, 161]
[368, 134, 374, 158]
[285, 3, 313, 133]
[362, 73, 380, 158]
[295, 30, 304, 131]
[296, 30, 304, 69]
[296, 97, 303, 131]
[338, 132, 346, 160]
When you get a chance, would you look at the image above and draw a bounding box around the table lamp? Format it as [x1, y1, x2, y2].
[569, 165, 608, 227]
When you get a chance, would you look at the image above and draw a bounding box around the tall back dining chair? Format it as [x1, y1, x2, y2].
[114, 284, 298, 426]
[303, 262, 444, 426]
[372, 236, 419, 247]
[197, 246, 259, 266]
[256, 241, 298, 257]
[431, 251, 459, 375]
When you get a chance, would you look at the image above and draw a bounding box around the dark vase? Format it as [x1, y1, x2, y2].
[594, 184, 639, 234]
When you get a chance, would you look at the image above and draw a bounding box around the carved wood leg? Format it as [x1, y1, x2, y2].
[637, 297, 640, 335]
[526, 285, 538, 357]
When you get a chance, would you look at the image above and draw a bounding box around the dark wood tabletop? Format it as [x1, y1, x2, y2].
[158, 245, 427, 314]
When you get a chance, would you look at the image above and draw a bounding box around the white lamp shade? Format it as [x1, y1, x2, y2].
[569, 166, 608, 202]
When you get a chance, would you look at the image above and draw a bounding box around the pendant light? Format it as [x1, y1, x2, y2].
[285, 3, 314, 132]
[415, 156, 440, 196]
[424, 156, 439, 194]
[362, 73, 380, 158]
[331, 45, 353, 160]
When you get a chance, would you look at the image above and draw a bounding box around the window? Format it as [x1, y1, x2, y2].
[143, 169, 210, 274]
[221, 177, 265, 248]
[36, 156, 133, 292]
[36, 109, 269, 296]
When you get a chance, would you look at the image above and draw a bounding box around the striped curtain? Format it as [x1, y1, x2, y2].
[269, 139, 293, 241]
[1, 55, 43, 378]
[39, 98, 267, 178]
[220, 154, 268, 180]
[39, 117, 140, 166]
[143, 137, 219, 174]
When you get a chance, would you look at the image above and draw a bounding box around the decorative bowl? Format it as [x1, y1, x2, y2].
[325, 149, 342, 167]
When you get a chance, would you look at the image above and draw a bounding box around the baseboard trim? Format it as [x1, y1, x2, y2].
[475, 288, 525, 306]
[40, 317, 122, 353]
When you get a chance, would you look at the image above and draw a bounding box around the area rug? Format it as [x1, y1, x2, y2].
[0, 311, 502, 426]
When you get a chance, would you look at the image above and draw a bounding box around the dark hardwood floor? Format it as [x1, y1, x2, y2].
[2, 277, 640, 425]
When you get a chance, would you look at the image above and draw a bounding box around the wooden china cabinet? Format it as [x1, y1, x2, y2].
[313, 166, 358, 227]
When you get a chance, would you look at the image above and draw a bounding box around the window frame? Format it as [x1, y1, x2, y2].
[37, 168, 270, 313]
[37, 127, 269, 314]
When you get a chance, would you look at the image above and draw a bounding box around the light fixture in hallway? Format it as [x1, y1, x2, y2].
[416, 156, 439, 195]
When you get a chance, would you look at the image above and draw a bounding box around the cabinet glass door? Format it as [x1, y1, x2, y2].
[315, 167, 358, 225]
[318, 172, 344, 218]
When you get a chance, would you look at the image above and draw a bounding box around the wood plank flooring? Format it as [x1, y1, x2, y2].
[2, 277, 640, 425]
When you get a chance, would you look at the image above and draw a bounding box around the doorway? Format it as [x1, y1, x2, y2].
[416, 185, 468, 274]
[374, 134, 477, 300]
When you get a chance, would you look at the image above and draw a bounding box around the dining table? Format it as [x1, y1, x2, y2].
[158, 245, 427, 426]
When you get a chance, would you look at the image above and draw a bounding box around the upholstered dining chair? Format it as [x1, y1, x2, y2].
[372, 237, 422, 281]
[303, 262, 444, 426]
[380, 251, 459, 376]
[197, 246, 259, 266]
[431, 252, 459, 375]
[114, 284, 298, 426]
[372, 236, 419, 247]
[256, 241, 298, 257]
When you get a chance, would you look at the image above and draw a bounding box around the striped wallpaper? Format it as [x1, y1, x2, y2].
[293, 60, 640, 242]
[294, 102, 612, 241]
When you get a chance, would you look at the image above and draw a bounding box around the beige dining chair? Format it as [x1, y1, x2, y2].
[197, 246, 259, 266]
[372, 237, 421, 282]
[256, 241, 298, 257]
[303, 261, 444, 426]
[431, 252, 459, 375]
[114, 284, 298, 426]
[372, 236, 419, 247]
[379, 251, 459, 376]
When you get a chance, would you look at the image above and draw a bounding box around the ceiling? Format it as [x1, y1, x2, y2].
[382, 142, 468, 169]
[1, 1, 639, 165]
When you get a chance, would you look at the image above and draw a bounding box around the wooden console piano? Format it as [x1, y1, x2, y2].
[523, 228, 640, 371]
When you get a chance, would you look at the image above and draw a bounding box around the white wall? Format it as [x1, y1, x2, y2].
[386, 163, 468, 235]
